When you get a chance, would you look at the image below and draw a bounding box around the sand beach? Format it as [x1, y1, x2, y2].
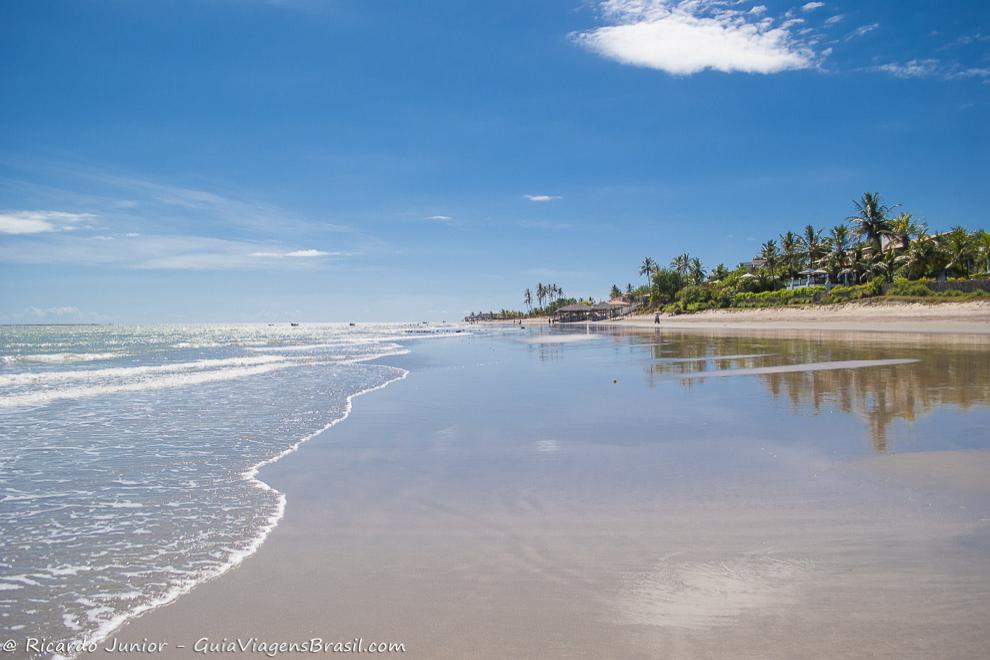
[100, 325, 990, 659]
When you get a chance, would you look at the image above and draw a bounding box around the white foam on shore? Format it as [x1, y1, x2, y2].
[1, 353, 121, 365]
[61, 365, 411, 660]
[0, 360, 304, 409]
[0, 355, 287, 387]
[676, 358, 919, 379]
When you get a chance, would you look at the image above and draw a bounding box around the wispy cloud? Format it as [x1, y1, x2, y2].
[0, 210, 95, 235]
[0, 160, 379, 271]
[572, 0, 824, 76]
[847, 23, 880, 40]
[824, 14, 844, 26]
[876, 59, 940, 78]
[249, 249, 340, 258]
[425, 215, 454, 222]
[524, 194, 562, 202]
[801, 2, 824, 12]
[0, 229, 350, 270]
[874, 59, 990, 81]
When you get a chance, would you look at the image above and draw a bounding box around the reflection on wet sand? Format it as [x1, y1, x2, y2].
[552, 328, 990, 453]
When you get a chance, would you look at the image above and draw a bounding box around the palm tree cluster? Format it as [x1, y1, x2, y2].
[632, 192, 989, 307]
[522, 282, 570, 315]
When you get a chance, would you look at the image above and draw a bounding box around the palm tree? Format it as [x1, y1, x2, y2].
[844, 244, 870, 284]
[896, 231, 943, 280]
[943, 227, 977, 277]
[523, 288, 532, 312]
[800, 225, 826, 270]
[760, 240, 780, 283]
[780, 231, 801, 281]
[536, 282, 546, 309]
[848, 192, 893, 250]
[869, 250, 898, 283]
[639, 257, 656, 289]
[708, 263, 729, 283]
[610, 284, 622, 300]
[671, 253, 691, 277]
[688, 257, 705, 285]
[887, 212, 924, 252]
[976, 230, 990, 275]
[829, 225, 851, 283]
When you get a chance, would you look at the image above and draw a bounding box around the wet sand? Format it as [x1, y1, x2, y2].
[105, 329, 990, 659]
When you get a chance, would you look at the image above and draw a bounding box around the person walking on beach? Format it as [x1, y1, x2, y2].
[654, 312, 661, 325]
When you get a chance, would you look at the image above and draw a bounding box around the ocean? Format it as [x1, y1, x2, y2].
[0, 323, 467, 652]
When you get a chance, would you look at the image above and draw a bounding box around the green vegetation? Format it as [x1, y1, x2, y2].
[628, 192, 990, 315]
[472, 192, 988, 322]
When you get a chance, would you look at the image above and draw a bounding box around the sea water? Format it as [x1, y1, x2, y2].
[0, 324, 465, 650]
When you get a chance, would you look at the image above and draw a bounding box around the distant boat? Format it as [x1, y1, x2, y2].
[349, 323, 356, 326]
[290, 322, 299, 327]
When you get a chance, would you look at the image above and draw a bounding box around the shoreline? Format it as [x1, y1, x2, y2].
[100, 328, 990, 659]
[473, 301, 990, 336]
[71, 363, 411, 657]
[599, 300, 990, 336]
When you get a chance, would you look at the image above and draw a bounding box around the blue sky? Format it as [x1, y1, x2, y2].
[1, 0, 988, 322]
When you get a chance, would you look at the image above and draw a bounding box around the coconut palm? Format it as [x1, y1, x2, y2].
[942, 227, 977, 277]
[779, 231, 801, 281]
[536, 282, 546, 309]
[887, 212, 925, 252]
[671, 253, 691, 277]
[841, 244, 870, 284]
[523, 288, 532, 312]
[827, 225, 851, 283]
[976, 230, 990, 275]
[688, 257, 705, 285]
[800, 225, 827, 269]
[639, 257, 656, 289]
[848, 192, 893, 250]
[896, 231, 943, 280]
[760, 240, 780, 282]
[708, 263, 729, 283]
[869, 250, 898, 283]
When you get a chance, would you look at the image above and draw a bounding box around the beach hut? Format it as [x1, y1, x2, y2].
[554, 304, 593, 323]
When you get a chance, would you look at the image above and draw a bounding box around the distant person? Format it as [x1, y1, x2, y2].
[654, 312, 660, 325]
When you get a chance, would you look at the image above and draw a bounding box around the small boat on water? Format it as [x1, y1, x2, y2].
[290, 322, 299, 327]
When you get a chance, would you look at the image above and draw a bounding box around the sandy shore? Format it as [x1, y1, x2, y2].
[606, 301, 990, 335]
[100, 330, 990, 659]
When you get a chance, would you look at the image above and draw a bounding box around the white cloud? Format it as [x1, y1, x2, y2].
[847, 23, 879, 40]
[0, 210, 94, 235]
[425, 215, 453, 221]
[801, 2, 824, 12]
[524, 194, 562, 202]
[946, 66, 990, 80]
[573, 0, 821, 76]
[825, 14, 844, 25]
[0, 230, 348, 271]
[749, 6, 767, 16]
[249, 249, 336, 258]
[877, 59, 940, 78]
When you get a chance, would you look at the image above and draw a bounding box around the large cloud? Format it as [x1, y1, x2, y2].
[572, 1, 822, 75]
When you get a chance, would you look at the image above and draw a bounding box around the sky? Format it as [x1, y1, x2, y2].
[1, 0, 988, 323]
